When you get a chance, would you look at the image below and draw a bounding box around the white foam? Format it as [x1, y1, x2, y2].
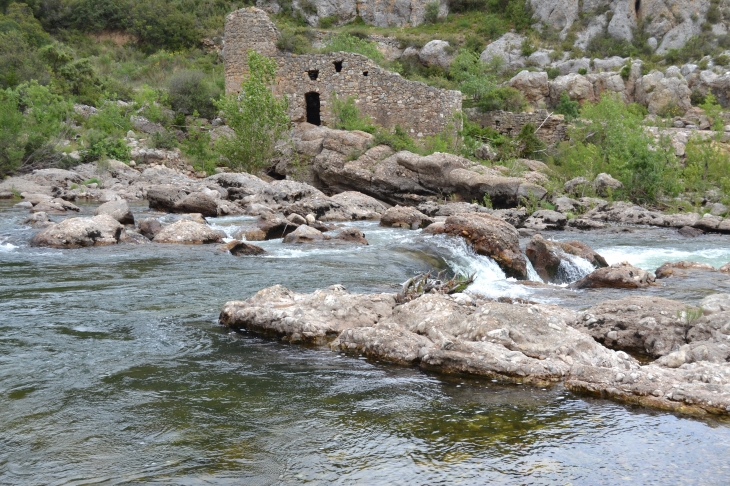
[555, 253, 596, 283]
[0, 242, 17, 252]
[597, 246, 730, 271]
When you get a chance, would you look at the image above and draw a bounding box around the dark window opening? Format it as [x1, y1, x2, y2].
[495, 120, 500, 128]
[307, 70, 319, 81]
[305, 92, 321, 126]
[334, 61, 343, 72]
[362, 71, 368, 76]
[635, 0, 641, 14]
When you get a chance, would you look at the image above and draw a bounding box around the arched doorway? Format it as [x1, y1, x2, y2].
[305, 92, 321, 125]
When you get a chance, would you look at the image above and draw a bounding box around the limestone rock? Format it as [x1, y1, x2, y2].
[570, 262, 656, 289]
[444, 213, 527, 279]
[23, 212, 52, 228]
[635, 71, 692, 115]
[220, 240, 266, 256]
[549, 74, 594, 105]
[720, 262, 730, 274]
[138, 218, 163, 240]
[572, 296, 695, 358]
[523, 210, 567, 231]
[592, 172, 623, 196]
[678, 225, 704, 237]
[583, 201, 665, 226]
[480, 33, 526, 71]
[700, 293, 730, 316]
[564, 176, 589, 195]
[655, 261, 716, 279]
[380, 205, 433, 229]
[283, 224, 328, 243]
[329, 191, 389, 220]
[152, 220, 225, 244]
[526, 234, 607, 283]
[418, 40, 453, 70]
[219, 284, 397, 343]
[509, 71, 549, 105]
[94, 200, 134, 225]
[30, 215, 124, 248]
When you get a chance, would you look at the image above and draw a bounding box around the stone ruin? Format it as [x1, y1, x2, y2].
[223, 7, 462, 137]
[465, 109, 569, 146]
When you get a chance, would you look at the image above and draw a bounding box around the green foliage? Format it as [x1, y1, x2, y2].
[700, 93, 724, 131]
[319, 15, 338, 28]
[215, 51, 289, 173]
[168, 70, 221, 120]
[320, 33, 384, 62]
[683, 134, 729, 194]
[181, 125, 220, 175]
[0, 81, 71, 177]
[577, 67, 587, 75]
[149, 130, 178, 150]
[130, 0, 200, 53]
[81, 130, 130, 162]
[450, 51, 524, 112]
[373, 125, 419, 152]
[331, 95, 375, 133]
[552, 93, 680, 204]
[554, 91, 579, 120]
[517, 123, 545, 159]
[277, 27, 314, 54]
[546, 67, 560, 80]
[84, 101, 134, 137]
[425, 1, 440, 24]
[521, 38, 536, 57]
[476, 86, 526, 112]
[71, 0, 130, 33]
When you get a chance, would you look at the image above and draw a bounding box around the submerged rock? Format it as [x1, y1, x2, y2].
[444, 213, 527, 279]
[570, 262, 655, 289]
[380, 205, 433, 229]
[526, 234, 607, 283]
[152, 220, 225, 244]
[138, 218, 162, 240]
[220, 240, 266, 256]
[30, 215, 124, 248]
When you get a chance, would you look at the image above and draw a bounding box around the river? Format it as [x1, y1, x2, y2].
[2, 200, 730, 484]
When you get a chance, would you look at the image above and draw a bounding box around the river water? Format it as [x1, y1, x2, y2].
[2, 200, 730, 484]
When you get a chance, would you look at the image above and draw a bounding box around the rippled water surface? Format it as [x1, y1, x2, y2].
[2, 200, 730, 484]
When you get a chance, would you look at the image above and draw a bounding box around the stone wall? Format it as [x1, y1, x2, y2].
[465, 109, 569, 145]
[224, 7, 462, 137]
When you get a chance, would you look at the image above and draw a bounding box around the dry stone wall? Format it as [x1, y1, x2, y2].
[224, 7, 462, 137]
[465, 109, 569, 146]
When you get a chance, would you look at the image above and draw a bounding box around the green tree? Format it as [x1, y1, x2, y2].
[215, 51, 289, 173]
[554, 91, 579, 120]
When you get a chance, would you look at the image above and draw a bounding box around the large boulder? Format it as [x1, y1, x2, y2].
[444, 213, 527, 279]
[509, 70, 549, 105]
[479, 33, 526, 71]
[219, 240, 266, 256]
[549, 74, 595, 105]
[655, 261, 716, 279]
[583, 201, 665, 226]
[573, 296, 695, 358]
[94, 200, 134, 225]
[138, 218, 162, 240]
[570, 262, 656, 289]
[152, 220, 225, 244]
[329, 191, 389, 220]
[526, 234, 607, 283]
[523, 209, 567, 231]
[635, 70, 692, 115]
[418, 40, 454, 70]
[30, 215, 124, 248]
[592, 173, 623, 196]
[380, 205, 433, 229]
[283, 225, 328, 243]
[174, 191, 219, 217]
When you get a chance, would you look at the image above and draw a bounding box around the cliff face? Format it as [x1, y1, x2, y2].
[255, 0, 448, 27]
[531, 0, 722, 54]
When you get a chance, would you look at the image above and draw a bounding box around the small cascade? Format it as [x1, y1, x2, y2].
[0, 237, 16, 252]
[526, 259, 544, 283]
[555, 253, 596, 284]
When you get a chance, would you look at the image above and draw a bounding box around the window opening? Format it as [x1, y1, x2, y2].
[362, 71, 369, 76]
[307, 70, 319, 81]
[334, 61, 343, 72]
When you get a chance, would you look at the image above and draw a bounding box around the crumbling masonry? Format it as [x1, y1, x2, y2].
[224, 7, 462, 137]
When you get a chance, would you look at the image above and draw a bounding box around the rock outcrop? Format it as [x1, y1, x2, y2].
[30, 215, 124, 248]
[571, 262, 656, 289]
[444, 213, 527, 279]
[94, 200, 134, 225]
[526, 234, 607, 283]
[152, 220, 225, 244]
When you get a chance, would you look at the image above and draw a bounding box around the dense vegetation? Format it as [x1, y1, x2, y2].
[2, 0, 730, 210]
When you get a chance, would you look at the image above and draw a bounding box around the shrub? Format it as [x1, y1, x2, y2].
[424, 1, 439, 24]
[81, 131, 130, 162]
[318, 15, 338, 28]
[215, 51, 289, 173]
[554, 91, 579, 120]
[85, 101, 134, 137]
[577, 67, 588, 75]
[320, 33, 384, 62]
[478, 14, 507, 40]
[546, 67, 560, 80]
[70, 0, 130, 33]
[373, 125, 418, 152]
[476, 86, 526, 112]
[168, 70, 221, 120]
[299, 0, 318, 15]
[149, 130, 178, 150]
[331, 95, 375, 133]
[181, 125, 219, 175]
[517, 122, 544, 158]
[277, 27, 314, 54]
[130, 0, 200, 53]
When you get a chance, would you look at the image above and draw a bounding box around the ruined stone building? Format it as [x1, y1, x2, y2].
[465, 108, 569, 146]
[224, 7, 462, 137]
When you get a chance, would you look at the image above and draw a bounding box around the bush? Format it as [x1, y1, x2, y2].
[424, 1, 439, 24]
[168, 70, 221, 120]
[0, 81, 71, 177]
[320, 33, 384, 62]
[181, 125, 219, 175]
[130, 0, 200, 53]
[517, 123, 544, 158]
[277, 27, 314, 54]
[373, 125, 418, 152]
[319, 15, 338, 28]
[554, 91, 579, 120]
[70, 0, 130, 33]
[81, 131, 130, 162]
[215, 51, 289, 173]
[331, 95, 375, 133]
[476, 86, 526, 112]
[84, 101, 134, 137]
[149, 130, 178, 150]
[478, 13, 508, 40]
[546, 67, 560, 80]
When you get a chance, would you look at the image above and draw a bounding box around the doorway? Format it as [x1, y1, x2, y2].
[305, 92, 321, 125]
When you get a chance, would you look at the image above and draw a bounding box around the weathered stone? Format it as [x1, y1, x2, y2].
[564, 176, 589, 195]
[583, 202, 665, 226]
[523, 210, 567, 231]
[380, 205, 433, 229]
[219, 284, 397, 344]
[549, 74, 594, 105]
[23, 212, 52, 228]
[418, 40, 454, 69]
[720, 262, 730, 274]
[256, 214, 300, 240]
[94, 200, 134, 225]
[570, 262, 656, 289]
[220, 240, 266, 256]
[174, 192, 219, 217]
[678, 225, 704, 237]
[573, 296, 696, 358]
[138, 218, 163, 240]
[283, 224, 328, 243]
[509, 70, 549, 105]
[592, 173, 623, 196]
[444, 213, 527, 279]
[30, 215, 124, 248]
[152, 220, 225, 244]
[655, 261, 716, 279]
[480, 33, 526, 70]
[329, 191, 389, 220]
[700, 293, 730, 316]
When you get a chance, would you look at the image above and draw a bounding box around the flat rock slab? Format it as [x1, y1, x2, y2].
[30, 215, 124, 248]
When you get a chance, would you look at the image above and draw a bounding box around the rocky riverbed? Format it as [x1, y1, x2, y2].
[3, 149, 730, 419]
